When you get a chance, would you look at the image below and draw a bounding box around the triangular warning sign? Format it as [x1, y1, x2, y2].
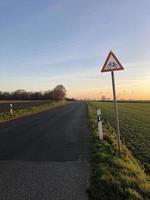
[101, 51, 124, 72]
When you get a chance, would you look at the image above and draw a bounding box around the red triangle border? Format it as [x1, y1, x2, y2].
[101, 51, 124, 72]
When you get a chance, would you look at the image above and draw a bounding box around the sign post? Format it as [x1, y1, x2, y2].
[101, 51, 124, 152]
[111, 70, 121, 151]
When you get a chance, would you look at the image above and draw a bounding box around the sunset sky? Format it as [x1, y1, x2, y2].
[0, 0, 150, 100]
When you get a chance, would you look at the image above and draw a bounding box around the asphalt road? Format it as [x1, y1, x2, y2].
[0, 101, 89, 200]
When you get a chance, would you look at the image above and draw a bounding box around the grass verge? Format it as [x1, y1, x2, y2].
[88, 101, 150, 173]
[0, 100, 67, 123]
[87, 102, 150, 200]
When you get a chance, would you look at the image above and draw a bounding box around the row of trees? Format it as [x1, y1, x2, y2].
[0, 85, 67, 101]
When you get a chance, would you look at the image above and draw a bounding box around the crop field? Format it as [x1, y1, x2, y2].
[89, 101, 150, 173]
[0, 100, 52, 112]
[0, 100, 66, 122]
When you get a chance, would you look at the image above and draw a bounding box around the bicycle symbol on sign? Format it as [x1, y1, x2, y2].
[107, 61, 118, 69]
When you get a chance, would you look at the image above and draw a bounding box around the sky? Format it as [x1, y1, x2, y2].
[0, 0, 150, 100]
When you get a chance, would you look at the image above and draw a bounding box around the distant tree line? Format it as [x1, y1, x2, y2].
[0, 85, 69, 101]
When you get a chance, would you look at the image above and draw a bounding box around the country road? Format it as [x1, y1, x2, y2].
[0, 101, 89, 200]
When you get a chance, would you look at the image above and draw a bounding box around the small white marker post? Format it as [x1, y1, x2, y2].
[97, 109, 103, 140]
[10, 104, 13, 115]
[101, 51, 124, 152]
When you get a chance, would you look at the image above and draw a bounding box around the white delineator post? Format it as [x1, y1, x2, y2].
[97, 109, 103, 140]
[10, 104, 13, 115]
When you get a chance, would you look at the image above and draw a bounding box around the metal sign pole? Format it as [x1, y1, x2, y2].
[111, 70, 121, 152]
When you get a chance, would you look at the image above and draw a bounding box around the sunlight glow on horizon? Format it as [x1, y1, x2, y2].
[68, 85, 150, 100]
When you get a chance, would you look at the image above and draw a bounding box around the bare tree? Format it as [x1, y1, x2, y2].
[0, 85, 67, 100]
[52, 85, 66, 100]
[101, 95, 106, 101]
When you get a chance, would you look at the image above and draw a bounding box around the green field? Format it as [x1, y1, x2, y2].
[89, 101, 150, 173]
[0, 101, 67, 123]
[88, 102, 150, 200]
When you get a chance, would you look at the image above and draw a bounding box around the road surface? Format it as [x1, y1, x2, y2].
[0, 101, 89, 200]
